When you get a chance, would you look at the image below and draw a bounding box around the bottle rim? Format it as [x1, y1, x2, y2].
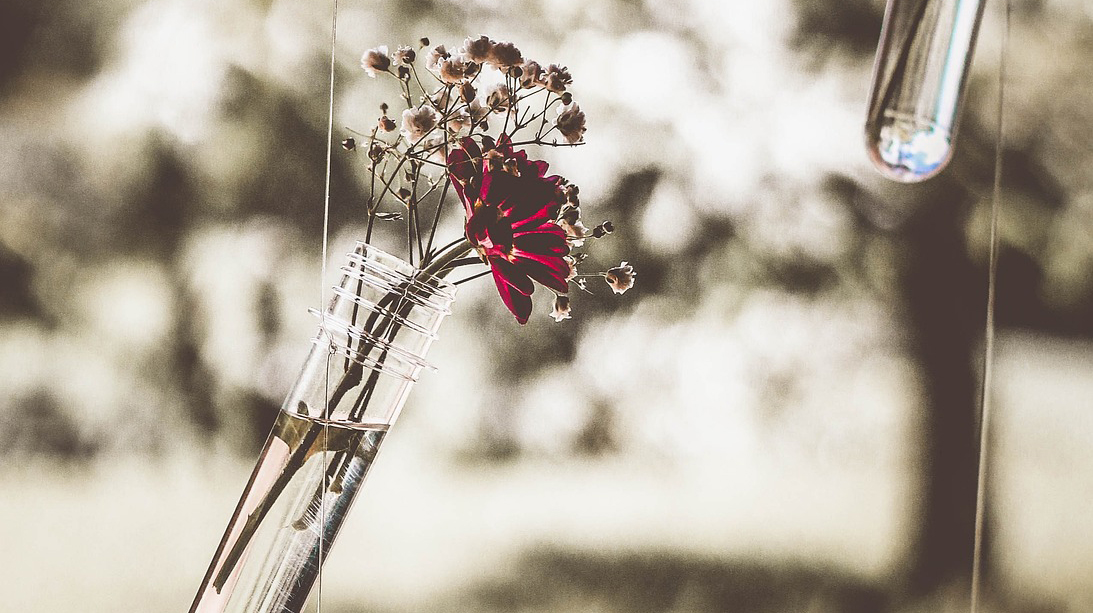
[348, 242, 457, 309]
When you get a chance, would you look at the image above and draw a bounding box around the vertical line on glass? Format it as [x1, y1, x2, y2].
[972, 4, 1008, 611]
[317, 0, 341, 608]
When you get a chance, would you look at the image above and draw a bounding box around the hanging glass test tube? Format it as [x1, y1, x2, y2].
[865, 0, 988, 182]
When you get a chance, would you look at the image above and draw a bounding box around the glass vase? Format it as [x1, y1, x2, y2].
[189, 243, 456, 613]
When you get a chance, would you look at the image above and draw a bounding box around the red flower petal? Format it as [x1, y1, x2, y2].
[445, 134, 577, 323]
[490, 256, 534, 296]
[491, 265, 532, 324]
[510, 250, 570, 293]
[526, 159, 550, 178]
[513, 225, 569, 256]
[458, 136, 482, 159]
[446, 147, 477, 185]
[481, 170, 519, 208]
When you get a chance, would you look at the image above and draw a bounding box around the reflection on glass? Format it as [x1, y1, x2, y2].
[865, 0, 988, 182]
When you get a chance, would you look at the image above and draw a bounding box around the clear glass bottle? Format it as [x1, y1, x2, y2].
[865, 0, 988, 182]
[189, 243, 456, 613]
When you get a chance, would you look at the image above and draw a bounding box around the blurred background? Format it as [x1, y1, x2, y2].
[2, 0, 1092, 611]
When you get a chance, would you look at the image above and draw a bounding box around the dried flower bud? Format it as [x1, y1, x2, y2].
[380, 102, 389, 113]
[484, 149, 505, 172]
[341, 137, 356, 151]
[550, 294, 572, 322]
[425, 44, 450, 72]
[438, 56, 476, 84]
[560, 204, 580, 224]
[591, 221, 616, 238]
[486, 83, 515, 113]
[428, 85, 455, 109]
[460, 82, 477, 104]
[393, 45, 416, 64]
[467, 98, 488, 125]
[564, 255, 579, 280]
[554, 103, 586, 144]
[560, 218, 589, 247]
[419, 37, 430, 47]
[563, 183, 579, 202]
[400, 106, 439, 144]
[487, 41, 524, 68]
[379, 116, 397, 132]
[397, 65, 411, 80]
[520, 60, 543, 89]
[461, 35, 494, 62]
[368, 143, 384, 164]
[397, 187, 412, 201]
[560, 92, 573, 105]
[444, 109, 471, 133]
[605, 262, 636, 295]
[543, 64, 572, 94]
[361, 46, 391, 77]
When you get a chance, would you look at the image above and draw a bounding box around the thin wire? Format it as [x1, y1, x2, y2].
[970, 2, 1008, 611]
[318, 0, 340, 610]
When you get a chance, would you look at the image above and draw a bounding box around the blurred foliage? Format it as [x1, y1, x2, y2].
[2, 0, 1092, 611]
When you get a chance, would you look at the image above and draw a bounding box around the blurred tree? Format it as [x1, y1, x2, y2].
[2, 0, 1092, 611]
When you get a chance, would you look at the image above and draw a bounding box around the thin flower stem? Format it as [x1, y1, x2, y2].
[364, 138, 431, 250]
[539, 124, 560, 141]
[431, 236, 468, 259]
[453, 268, 492, 285]
[401, 74, 415, 110]
[365, 156, 390, 243]
[364, 134, 392, 243]
[507, 137, 583, 148]
[410, 63, 440, 91]
[406, 210, 415, 267]
[370, 101, 464, 221]
[425, 152, 452, 259]
[502, 73, 515, 136]
[410, 156, 448, 168]
[444, 256, 485, 269]
[210, 415, 326, 591]
[422, 238, 473, 276]
[416, 177, 443, 202]
[535, 92, 552, 139]
[362, 159, 408, 209]
[411, 163, 425, 261]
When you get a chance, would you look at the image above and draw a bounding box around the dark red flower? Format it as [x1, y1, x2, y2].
[447, 135, 571, 324]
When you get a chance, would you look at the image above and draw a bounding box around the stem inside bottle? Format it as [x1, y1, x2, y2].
[189, 244, 457, 613]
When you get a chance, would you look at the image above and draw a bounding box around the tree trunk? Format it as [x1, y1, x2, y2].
[900, 189, 985, 599]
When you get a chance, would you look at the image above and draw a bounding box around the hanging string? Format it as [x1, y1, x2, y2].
[970, 1, 1009, 612]
[318, 0, 340, 611]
